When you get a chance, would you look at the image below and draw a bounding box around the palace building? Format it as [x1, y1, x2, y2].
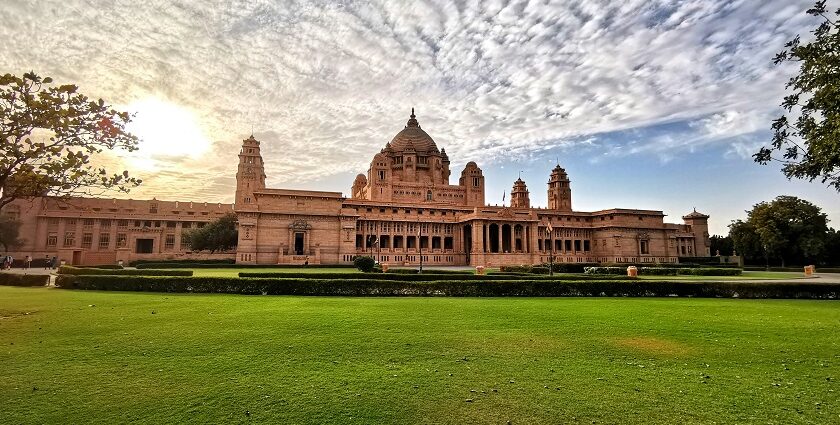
[2, 110, 710, 266]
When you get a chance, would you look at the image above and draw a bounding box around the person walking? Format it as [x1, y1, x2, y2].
[44, 254, 50, 270]
[25, 255, 31, 269]
[50, 256, 57, 270]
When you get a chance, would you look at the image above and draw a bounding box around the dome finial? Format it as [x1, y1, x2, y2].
[406, 107, 419, 128]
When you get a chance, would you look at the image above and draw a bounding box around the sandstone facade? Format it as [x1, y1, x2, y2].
[234, 111, 710, 266]
[1, 110, 710, 266]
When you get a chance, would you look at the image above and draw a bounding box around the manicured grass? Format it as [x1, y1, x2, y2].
[2, 287, 838, 424]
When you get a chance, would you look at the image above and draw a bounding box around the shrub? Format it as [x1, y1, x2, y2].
[74, 264, 124, 269]
[679, 268, 742, 276]
[135, 262, 358, 269]
[353, 256, 376, 273]
[54, 275, 840, 299]
[584, 267, 625, 275]
[237, 272, 632, 281]
[540, 263, 601, 273]
[386, 268, 473, 275]
[0, 273, 50, 286]
[499, 265, 532, 273]
[58, 266, 193, 276]
[129, 258, 235, 267]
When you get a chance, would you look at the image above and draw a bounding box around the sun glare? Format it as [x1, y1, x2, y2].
[125, 98, 211, 160]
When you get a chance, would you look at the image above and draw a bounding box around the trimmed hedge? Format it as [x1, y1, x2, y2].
[135, 262, 356, 269]
[129, 259, 235, 266]
[58, 266, 193, 277]
[584, 267, 742, 276]
[744, 266, 840, 273]
[0, 273, 50, 287]
[237, 272, 633, 281]
[386, 268, 474, 275]
[74, 264, 124, 269]
[54, 275, 840, 298]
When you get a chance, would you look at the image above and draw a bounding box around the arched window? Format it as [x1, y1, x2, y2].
[426, 190, 433, 201]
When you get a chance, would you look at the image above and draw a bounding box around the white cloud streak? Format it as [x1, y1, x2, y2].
[0, 0, 815, 200]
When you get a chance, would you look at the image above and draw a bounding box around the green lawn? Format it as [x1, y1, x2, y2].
[1, 287, 838, 424]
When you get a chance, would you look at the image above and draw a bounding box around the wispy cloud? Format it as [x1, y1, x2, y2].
[0, 0, 815, 201]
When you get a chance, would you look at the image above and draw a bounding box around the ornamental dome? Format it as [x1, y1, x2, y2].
[388, 108, 439, 153]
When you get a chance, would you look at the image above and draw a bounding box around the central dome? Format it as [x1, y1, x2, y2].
[388, 109, 439, 153]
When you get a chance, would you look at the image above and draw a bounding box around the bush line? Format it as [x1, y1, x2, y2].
[58, 266, 193, 277]
[238, 272, 632, 281]
[0, 273, 50, 287]
[584, 267, 742, 276]
[53, 275, 840, 298]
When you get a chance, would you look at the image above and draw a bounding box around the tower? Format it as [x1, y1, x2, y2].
[547, 164, 572, 212]
[682, 209, 711, 257]
[510, 177, 530, 208]
[235, 134, 266, 210]
[459, 161, 485, 207]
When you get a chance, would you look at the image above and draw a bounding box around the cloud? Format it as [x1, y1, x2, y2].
[0, 0, 816, 200]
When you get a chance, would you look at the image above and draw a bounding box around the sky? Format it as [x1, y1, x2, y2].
[1, 0, 838, 235]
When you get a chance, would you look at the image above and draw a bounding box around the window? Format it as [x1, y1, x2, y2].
[640, 240, 649, 254]
[167, 221, 177, 228]
[182, 222, 191, 229]
[47, 233, 58, 247]
[63, 232, 75, 247]
[473, 177, 480, 187]
[99, 233, 110, 249]
[83, 219, 94, 229]
[118, 220, 128, 228]
[150, 203, 158, 214]
[66, 218, 76, 226]
[100, 219, 111, 229]
[378, 170, 385, 180]
[426, 190, 432, 201]
[117, 233, 127, 248]
[165, 234, 175, 250]
[81, 233, 93, 248]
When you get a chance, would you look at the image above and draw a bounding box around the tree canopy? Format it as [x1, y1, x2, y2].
[728, 196, 830, 266]
[0, 72, 141, 208]
[755, 1, 840, 191]
[0, 215, 22, 251]
[183, 213, 238, 253]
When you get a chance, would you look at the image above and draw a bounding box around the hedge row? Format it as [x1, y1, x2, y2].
[129, 259, 236, 266]
[237, 272, 633, 281]
[584, 267, 742, 276]
[53, 275, 840, 298]
[74, 264, 124, 269]
[386, 268, 474, 275]
[744, 266, 840, 273]
[0, 273, 50, 287]
[58, 266, 193, 276]
[136, 263, 356, 269]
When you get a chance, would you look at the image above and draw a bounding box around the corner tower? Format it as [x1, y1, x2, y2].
[547, 164, 571, 212]
[235, 135, 266, 210]
[510, 177, 530, 208]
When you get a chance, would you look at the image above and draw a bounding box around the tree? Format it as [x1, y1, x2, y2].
[709, 235, 734, 256]
[0, 72, 141, 208]
[755, 2, 840, 191]
[353, 256, 376, 273]
[728, 196, 829, 266]
[0, 215, 22, 251]
[183, 213, 238, 253]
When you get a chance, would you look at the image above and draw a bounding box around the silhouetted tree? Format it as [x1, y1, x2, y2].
[756, 2, 840, 191]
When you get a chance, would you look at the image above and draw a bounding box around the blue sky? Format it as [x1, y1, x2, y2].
[1, 0, 837, 235]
